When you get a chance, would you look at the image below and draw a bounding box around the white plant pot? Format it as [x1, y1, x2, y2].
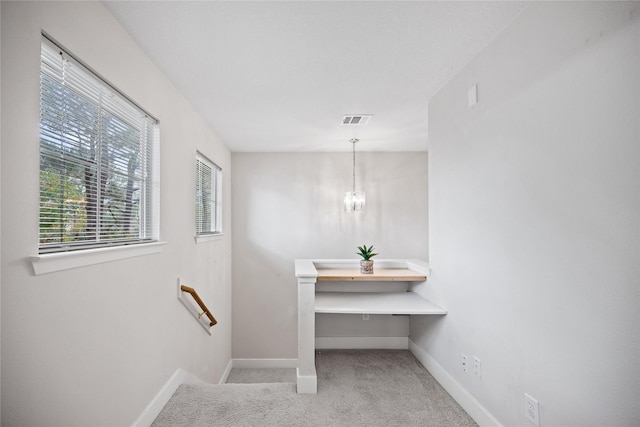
[360, 260, 374, 274]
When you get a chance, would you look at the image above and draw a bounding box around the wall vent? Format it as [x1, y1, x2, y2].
[342, 114, 373, 125]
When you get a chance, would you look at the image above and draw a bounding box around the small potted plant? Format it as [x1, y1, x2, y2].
[356, 244, 378, 274]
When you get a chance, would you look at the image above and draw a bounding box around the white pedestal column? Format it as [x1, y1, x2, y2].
[295, 261, 318, 393]
[296, 275, 317, 393]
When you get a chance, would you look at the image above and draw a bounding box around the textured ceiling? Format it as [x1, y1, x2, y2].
[103, 1, 528, 152]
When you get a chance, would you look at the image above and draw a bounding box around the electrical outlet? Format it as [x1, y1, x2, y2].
[461, 353, 469, 374]
[362, 313, 370, 320]
[524, 393, 540, 426]
[472, 356, 481, 378]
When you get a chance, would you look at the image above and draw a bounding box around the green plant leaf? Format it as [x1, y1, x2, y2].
[356, 244, 378, 260]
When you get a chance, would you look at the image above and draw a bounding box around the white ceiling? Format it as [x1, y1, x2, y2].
[103, 1, 528, 152]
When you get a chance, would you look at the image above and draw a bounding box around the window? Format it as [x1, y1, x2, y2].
[195, 152, 222, 236]
[39, 36, 159, 254]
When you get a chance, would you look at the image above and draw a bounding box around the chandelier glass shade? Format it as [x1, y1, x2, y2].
[344, 191, 365, 212]
[344, 138, 365, 212]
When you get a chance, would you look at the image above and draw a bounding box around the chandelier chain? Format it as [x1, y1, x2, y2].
[352, 140, 356, 193]
[344, 138, 364, 213]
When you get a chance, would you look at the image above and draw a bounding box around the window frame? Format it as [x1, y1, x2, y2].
[38, 35, 160, 255]
[195, 151, 223, 241]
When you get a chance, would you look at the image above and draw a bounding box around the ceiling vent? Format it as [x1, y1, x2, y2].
[342, 114, 373, 125]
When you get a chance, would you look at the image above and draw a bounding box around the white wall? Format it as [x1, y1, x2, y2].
[1, 2, 232, 426]
[412, 2, 639, 426]
[232, 152, 428, 358]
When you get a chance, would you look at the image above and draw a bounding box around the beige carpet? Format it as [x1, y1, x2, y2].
[151, 350, 477, 426]
[226, 367, 296, 384]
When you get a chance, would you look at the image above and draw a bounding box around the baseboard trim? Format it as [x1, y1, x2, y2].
[131, 368, 205, 427]
[219, 359, 233, 384]
[408, 339, 503, 427]
[231, 358, 298, 369]
[296, 367, 318, 394]
[316, 336, 409, 349]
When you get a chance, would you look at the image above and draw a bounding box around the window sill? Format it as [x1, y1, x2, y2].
[30, 241, 167, 275]
[195, 233, 224, 244]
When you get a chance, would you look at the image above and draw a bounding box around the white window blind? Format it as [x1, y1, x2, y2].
[39, 36, 160, 253]
[196, 152, 222, 235]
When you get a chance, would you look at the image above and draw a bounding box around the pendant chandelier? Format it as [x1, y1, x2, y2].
[344, 138, 365, 212]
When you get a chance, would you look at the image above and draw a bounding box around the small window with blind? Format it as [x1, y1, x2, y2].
[195, 152, 222, 238]
[39, 36, 160, 254]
